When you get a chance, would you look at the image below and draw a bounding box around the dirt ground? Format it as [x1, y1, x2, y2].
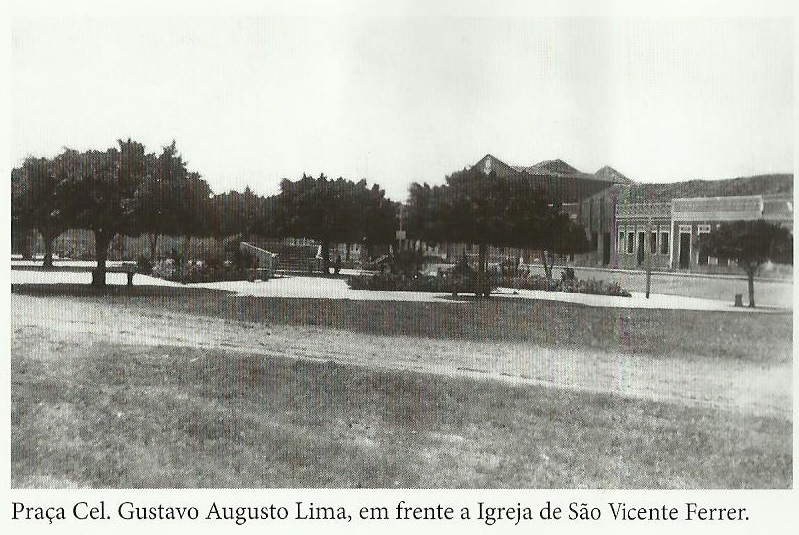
[11, 293, 791, 419]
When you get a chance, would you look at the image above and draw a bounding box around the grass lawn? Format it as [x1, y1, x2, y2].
[10, 284, 793, 488]
[11, 338, 791, 488]
[12, 284, 793, 362]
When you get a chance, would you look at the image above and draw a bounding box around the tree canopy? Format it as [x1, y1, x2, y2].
[55, 140, 148, 284]
[698, 220, 793, 307]
[278, 174, 398, 273]
[11, 138, 406, 284]
[135, 142, 213, 260]
[407, 167, 591, 294]
[11, 156, 68, 267]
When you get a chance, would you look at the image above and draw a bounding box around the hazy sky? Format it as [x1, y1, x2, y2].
[11, 15, 793, 201]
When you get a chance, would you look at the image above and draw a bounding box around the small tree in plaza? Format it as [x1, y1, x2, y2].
[530, 200, 592, 289]
[698, 220, 793, 307]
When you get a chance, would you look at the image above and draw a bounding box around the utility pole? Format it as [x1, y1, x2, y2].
[645, 217, 653, 299]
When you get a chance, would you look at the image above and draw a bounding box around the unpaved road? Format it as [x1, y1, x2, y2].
[11, 294, 791, 419]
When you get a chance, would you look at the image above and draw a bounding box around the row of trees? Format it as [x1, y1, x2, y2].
[11, 140, 401, 283]
[12, 140, 215, 284]
[12, 138, 791, 303]
[12, 139, 597, 289]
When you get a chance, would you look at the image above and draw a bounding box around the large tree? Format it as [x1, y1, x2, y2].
[279, 174, 396, 273]
[135, 141, 212, 261]
[58, 139, 148, 286]
[698, 220, 793, 307]
[406, 182, 448, 245]
[360, 183, 399, 259]
[12, 156, 69, 267]
[407, 168, 591, 295]
[442, 168, 513, 295]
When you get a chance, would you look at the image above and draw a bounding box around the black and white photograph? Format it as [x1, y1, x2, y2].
[4, 0, 796, 532]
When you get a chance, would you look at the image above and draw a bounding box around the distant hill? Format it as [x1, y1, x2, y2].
[625, 174, 793, 203]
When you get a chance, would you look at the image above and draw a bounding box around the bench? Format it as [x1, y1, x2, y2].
[92, 263, 137, 286]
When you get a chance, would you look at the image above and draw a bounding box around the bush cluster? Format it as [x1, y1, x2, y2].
[150, 257, 256, 284]
[348, 272, 494, 295]
[506, 274, 631, 297]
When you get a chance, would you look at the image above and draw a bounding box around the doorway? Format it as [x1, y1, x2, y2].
[602, 232, 610, 266]
[679, 232, 691, 269]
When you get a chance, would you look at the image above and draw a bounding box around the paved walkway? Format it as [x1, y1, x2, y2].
[10, 269, 787, 312]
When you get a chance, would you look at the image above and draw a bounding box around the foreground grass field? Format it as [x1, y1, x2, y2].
[11, 337, 790, 488]
[10, 284, 793, 488]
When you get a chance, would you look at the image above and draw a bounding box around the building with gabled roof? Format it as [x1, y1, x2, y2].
[461, 154, 792, 273]
[473, 154, 630, 204]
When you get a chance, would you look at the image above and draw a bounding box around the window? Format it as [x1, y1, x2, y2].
[618, 231, 625, 252]
[650, 232, 657, 254]
[660, 231, 669, 255]
[627, 232, 634, 254]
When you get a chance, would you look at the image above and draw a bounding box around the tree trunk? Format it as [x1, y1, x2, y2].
[42, 228, 56, 269]
[540, 250, 553, 290]
[477, 242, 487, 297]
[22, 229, 33, 260]
[117, 234, 125, 260]
[180, 235, 190, 282]
[92, 230, 112, 286]
[321, 239, 331, 274]
[149, 233, 160, 262]
[747, 270, 756, 308]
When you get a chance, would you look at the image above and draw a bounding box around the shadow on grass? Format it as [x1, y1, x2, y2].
[12, 283, 233, 298]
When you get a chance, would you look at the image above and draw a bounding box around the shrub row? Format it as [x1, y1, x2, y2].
[348, 272, 631, 297]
